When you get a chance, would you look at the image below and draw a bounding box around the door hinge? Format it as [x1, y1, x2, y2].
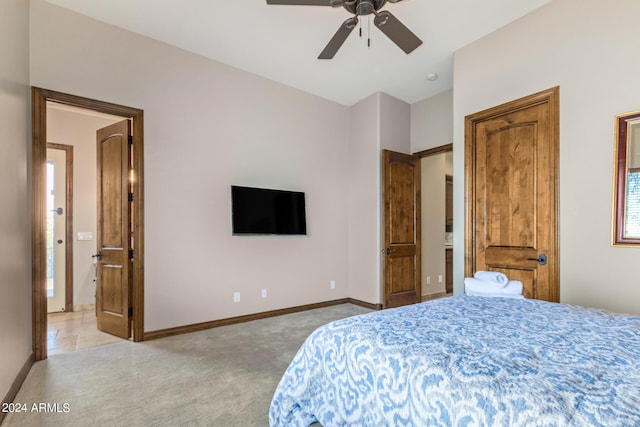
[128, 307, 133, 316]
[128, 135, 133, 145]
[128, 192, 134, 202]
[129, 249, 134, 260]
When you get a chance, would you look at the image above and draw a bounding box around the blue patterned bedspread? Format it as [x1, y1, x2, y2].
[269, 296, 640, 426]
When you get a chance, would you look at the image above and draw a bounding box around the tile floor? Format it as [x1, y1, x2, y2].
[47, 309, 124, 355]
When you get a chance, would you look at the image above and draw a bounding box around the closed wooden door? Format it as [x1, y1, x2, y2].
[465, 88, 559, 301]
[382, 149, 421, 308]
[96, 120, 132, 338]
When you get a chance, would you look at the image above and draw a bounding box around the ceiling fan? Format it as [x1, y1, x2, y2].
[266, 0, 423, 59]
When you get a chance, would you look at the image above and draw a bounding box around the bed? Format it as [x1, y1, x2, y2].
[269, 295, 640, 426]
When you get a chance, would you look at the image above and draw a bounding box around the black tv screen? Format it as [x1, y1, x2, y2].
[231, 186, 307, 235]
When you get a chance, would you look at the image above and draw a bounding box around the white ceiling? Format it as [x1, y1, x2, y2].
[42, 0, 551, 106]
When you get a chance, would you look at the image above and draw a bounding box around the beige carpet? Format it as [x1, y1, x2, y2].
[3, 304, 371, 427]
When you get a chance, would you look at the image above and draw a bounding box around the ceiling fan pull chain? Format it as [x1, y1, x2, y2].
[368, 15, 371, 48]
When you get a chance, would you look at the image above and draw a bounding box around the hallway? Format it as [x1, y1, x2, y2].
[47, 309, 123, 356]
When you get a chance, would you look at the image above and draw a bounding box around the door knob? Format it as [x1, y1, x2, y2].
[57, 239, 63, 244]
[92, 252, 102, 260]
[51, 207, 63, 215]
[527, 254, 547, 266]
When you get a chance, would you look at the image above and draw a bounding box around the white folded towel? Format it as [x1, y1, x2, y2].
[464, 277, 523, 296]
[473, 270, 509, 286]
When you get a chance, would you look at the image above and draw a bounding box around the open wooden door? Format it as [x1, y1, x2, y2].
[382, 149, 421, 308]
[96, 120, 132, 338]
[465, 87, 559, 301]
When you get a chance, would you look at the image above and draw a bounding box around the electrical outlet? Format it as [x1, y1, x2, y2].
[330, 280, 336, 289]
[233, 292, 240, 303]
[426, 276, 431, 285]
[261, 289, 267, 298]
[438, 275, 443, 283]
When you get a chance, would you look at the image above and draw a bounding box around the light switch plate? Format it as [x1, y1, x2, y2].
[77, 232, 93, 241]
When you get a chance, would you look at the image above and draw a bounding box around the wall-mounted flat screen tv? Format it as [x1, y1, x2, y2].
[231, 185, 307, 235]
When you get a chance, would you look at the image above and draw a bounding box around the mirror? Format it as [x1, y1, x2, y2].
[613, 110, 640, 245]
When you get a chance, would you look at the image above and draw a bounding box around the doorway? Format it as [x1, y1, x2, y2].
[46, 106, 128, 355]
[46, 143, 73, 314]
[414, 144, 453, 300]
[32, 87, 145, 361]
[464, 87, 559, 301]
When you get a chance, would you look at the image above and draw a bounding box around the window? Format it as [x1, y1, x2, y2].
[626, 171, 640, 238]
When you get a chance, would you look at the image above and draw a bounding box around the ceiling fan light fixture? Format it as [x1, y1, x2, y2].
[329, 0, 343, 7]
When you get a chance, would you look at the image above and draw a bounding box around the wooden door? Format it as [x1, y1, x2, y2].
[382, 149, 421, 308]
[465, 87, 559, 301]
[96, 120, 132, 338]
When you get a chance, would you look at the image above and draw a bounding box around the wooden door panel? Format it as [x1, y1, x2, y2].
[100, 263, 124, 314]
[100, 135, 126, 247]
[465, 88, 559, 302]
[388, 162, 416, 244]
[387, 256, 416, 292]
[96, 120, 132, 339]
[484, 124, 536, 248]
[387, 250, 418, 307]
[383, 150, 421, 308]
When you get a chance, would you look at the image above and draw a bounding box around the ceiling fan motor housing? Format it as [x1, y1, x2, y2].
[344, 0, 387, 16]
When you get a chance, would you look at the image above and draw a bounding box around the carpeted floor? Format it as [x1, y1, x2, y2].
[2, 303, 372, 427]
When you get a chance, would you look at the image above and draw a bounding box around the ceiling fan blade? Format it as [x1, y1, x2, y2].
[266, 0, 334, 5]
[374, 11, 422, 54]
[318, 17, 358, 59]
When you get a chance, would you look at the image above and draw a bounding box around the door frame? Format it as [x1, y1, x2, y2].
[414, 143, 453, 159]
[32, 87, 145, 361]
[464, 87, 559, 300]
[46, 142, 74, 313]
[413, 143, 453, 299]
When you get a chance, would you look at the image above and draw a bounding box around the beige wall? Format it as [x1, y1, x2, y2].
[347, 92, 412, 304]
[380, 93, 411, 153]
[46, 106, 121, 307]
[411, 89, 453, 153]
[0, 0, 31, 403]
[348, 94, 381, 303]
[30, 0, 356, 331]
[453, 0, 640, 315]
